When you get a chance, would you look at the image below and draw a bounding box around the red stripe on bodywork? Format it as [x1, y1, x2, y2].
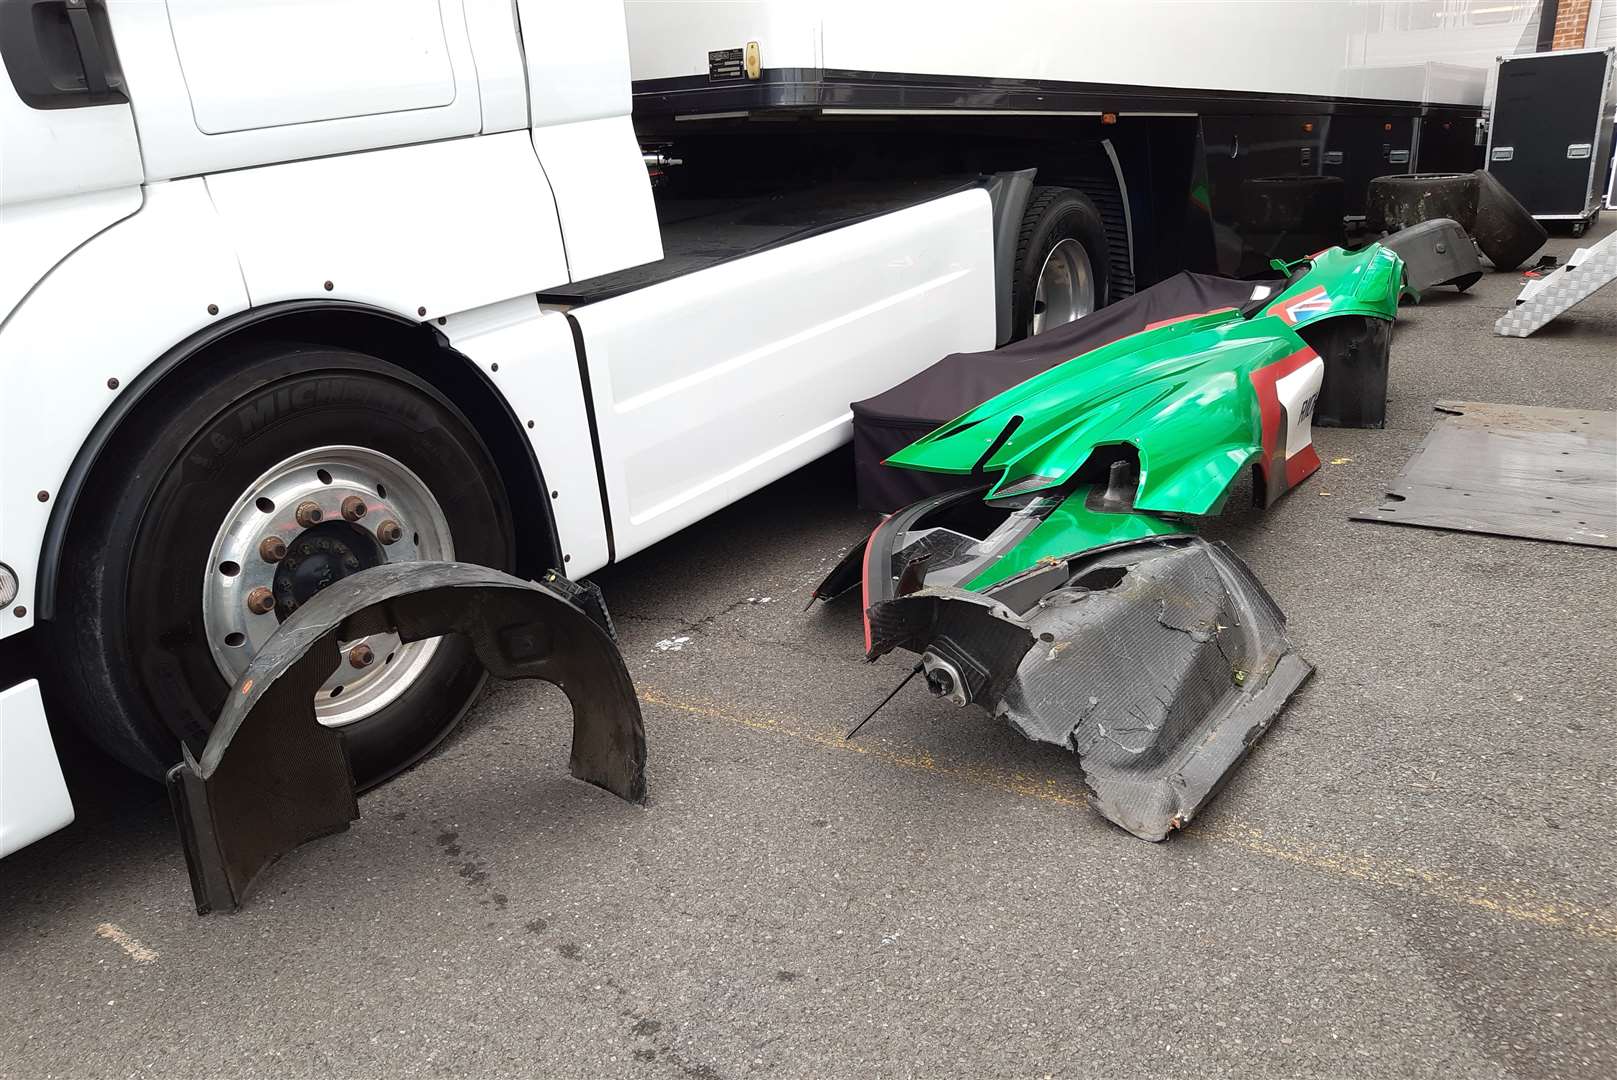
[1143, 306, 1235, 332]
[1247, 345, 1321, 502]
[859, 517, 885, 656]
[1285, 442, 1321, 486]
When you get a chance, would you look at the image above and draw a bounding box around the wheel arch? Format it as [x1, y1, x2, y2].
[37, 301, 560, 621]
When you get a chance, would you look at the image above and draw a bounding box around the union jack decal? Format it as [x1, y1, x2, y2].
[1275, 285, 1332, 326]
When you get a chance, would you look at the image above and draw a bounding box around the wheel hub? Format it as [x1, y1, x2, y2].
[1030, 237, 1097, 337]
[203, 446, 454, 728]
[272, 521, 383, 617]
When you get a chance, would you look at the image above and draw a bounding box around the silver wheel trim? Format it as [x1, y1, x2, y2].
[202, 445, 454, 728]
[1030, 237, 1097, 337]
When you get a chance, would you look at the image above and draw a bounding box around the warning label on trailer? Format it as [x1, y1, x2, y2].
[708, 48, 744, 82]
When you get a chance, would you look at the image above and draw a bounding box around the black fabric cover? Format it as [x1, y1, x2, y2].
[852, 271, 1279, 512]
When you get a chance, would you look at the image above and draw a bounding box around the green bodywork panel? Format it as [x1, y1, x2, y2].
[960, 484, 1185, 591]
[889, 244, 1404, 574]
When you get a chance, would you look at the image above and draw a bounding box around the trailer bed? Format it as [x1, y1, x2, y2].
[538, 176, 979, 305]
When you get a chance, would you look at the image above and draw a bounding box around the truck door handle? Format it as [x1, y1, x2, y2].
[64, 0, 110, 95]
[0, 0, 126, 109]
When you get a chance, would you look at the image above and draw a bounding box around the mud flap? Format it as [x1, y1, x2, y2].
[868, 537, 1310, 840]
[166, 562, 645, 915]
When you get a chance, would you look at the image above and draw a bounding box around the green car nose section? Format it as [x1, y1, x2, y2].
[960, 484, 1187, 592]
[886, 307, 1243, 482]
[885, 242, 1403, 516]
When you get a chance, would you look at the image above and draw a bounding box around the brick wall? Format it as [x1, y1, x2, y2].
[1552, 0, 1591, 49]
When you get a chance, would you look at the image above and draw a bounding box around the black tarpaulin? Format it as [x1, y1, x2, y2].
[851, 271, 1280, 512]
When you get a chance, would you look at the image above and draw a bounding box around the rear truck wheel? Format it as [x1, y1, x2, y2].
[1471, 170, 1547, 270]
[1012, 187, 1110, 339]
[1365, 172, 1478, 234]
[45, 343, 516, 787]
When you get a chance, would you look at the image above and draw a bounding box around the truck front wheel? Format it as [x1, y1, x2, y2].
[1011, 186, 1111, 339]
[46, 343, 515, 787]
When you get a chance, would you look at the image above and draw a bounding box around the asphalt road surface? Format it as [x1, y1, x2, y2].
[3, 221, 1613, 1080]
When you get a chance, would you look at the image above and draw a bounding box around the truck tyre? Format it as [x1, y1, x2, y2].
[45, 343, 515, 787]
[1366, 173, 1478, 233]
[1012, 187, 1110, 339]
[1239, 175, 1347, 237]
[1471, 169, 1547, 270]
[1238, 176, 1347, 269]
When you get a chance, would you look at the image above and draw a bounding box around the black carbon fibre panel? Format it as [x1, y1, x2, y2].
[996, 541, 1308, 840]
[863, 537, 1310, 840]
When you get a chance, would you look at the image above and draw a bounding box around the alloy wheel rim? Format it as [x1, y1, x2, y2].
[201, 445, 454, 727]
[1030, 238, 1096, 336]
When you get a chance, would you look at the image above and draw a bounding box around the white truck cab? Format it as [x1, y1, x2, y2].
[0, 0, 999, 857]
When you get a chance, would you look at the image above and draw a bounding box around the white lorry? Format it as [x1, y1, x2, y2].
[0, 0, 1521, 857]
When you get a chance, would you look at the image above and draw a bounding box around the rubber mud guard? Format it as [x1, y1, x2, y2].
[1297, 315, 1392, 429]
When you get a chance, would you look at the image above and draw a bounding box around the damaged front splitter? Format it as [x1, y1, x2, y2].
[866, 536, 1311, 841]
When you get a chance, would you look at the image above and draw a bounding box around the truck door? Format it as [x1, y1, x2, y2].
[104, 0, 484, 180]
[0, 0, 144, 322]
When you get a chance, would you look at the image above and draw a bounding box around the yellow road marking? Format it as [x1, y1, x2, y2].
[640, 688, 1617, 942]
[94, 922, 158, 964]
[1219, 827, 1617, 939]
[640, 689, 1086, 809]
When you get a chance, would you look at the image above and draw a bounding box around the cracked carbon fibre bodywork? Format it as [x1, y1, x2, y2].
[997, 538, 1310, 839]
[167, 561, 645, 914]
[865, 536, 1311, 841]
[819, 250, 1393, 838]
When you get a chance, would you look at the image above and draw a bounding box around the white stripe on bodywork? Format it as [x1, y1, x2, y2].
[1274, 356, 1325, 459]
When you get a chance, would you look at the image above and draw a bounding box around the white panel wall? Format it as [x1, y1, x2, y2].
[518, 0, 663, 281]
[1362, 1, 1543, 105]
[624, 0, 1554, 107]
[624, 0, 821, 80]
[0, 181, 251, 641]
[204, 132, 569, 315]
[461, 0, 533, 132]
[439, 297, 613, 575]
[519, 0, 635, 124]
[531, 117, 663, 282]
[165, 0, 457, 134]
[108, 0, 483, 179]
[1592, 0, 1617, 48]
[572, 190, 994, 558]
[0, 681, 74, 857]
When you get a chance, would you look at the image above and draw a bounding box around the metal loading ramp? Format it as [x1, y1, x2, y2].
[1495, 230, 1617, 336]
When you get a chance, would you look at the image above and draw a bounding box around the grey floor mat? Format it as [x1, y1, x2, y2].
[1353, 401, 1616, 548]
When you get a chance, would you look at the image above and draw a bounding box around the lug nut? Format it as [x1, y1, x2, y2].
[246, 587, 276, 615]
[295, 500, 324, 527]
[341, 495, 367, 521]
[376, 519, 403, 545]
[259, 535, 287, 563]
[348, 643, 375, 669]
